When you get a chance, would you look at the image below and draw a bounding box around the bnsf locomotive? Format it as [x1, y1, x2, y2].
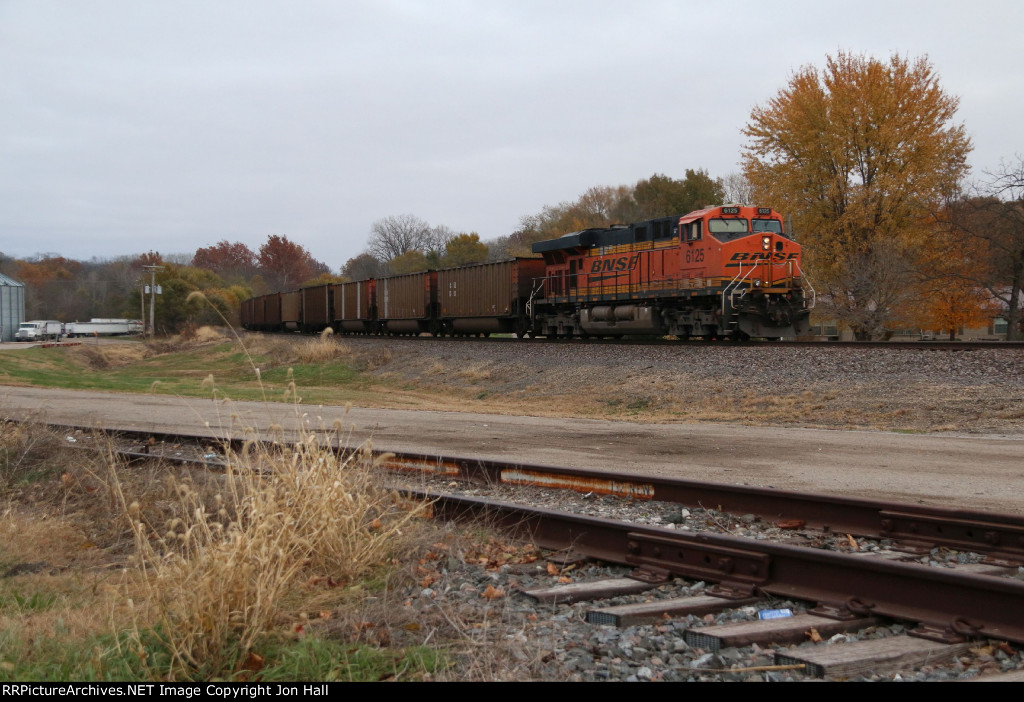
[241, 205, 813, 340]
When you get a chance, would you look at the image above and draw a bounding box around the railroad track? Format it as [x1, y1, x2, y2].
[251, 329, 1024, 351]
[88, 426, 1024, 563]
[44, 422, 1024, 679]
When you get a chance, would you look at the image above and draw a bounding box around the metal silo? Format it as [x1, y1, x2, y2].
[0, 273, 26, 343]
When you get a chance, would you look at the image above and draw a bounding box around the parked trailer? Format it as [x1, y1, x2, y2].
[64, 319, 142, 338]
[15, 320, 63, 341]
[436, 258, 546, 336]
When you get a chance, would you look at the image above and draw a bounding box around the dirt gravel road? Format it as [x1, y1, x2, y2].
[3, 385, 1022, 515]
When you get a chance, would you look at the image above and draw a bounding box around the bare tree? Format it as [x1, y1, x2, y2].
[366, 214, 433, 262]
[721, 172, 754, 205]
[341, 253, 385, 281]
[823, 239, 919, 340]
[425, 224, 457, 260]
[949, 156, 1024, 339]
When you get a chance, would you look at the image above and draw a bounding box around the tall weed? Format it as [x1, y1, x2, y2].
[114, 426, 430, 679]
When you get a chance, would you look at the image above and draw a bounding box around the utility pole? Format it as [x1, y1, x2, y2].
[142, 265, 164, 337]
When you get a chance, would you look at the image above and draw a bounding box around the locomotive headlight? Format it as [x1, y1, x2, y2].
[753, 279, 762, 287]
[762, 235, 771, 250]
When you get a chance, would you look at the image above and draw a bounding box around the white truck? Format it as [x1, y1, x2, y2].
[64, 318, 143, 338]
[15, 320, 64, 342]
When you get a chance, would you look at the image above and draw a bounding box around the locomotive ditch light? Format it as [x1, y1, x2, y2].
[762, 235, 771, 250]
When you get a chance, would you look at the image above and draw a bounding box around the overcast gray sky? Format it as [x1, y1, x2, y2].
[2, 0, 1021, 269]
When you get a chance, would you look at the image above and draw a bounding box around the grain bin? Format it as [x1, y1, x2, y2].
[0, 273, 26, 343]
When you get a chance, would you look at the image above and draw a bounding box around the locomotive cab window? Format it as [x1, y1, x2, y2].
[708, 218, 749, 242]
[752, 218, 785, 236]
[685, 221, 702, 242]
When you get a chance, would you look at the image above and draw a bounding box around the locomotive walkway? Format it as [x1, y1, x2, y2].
[2, 384, 1022, 514]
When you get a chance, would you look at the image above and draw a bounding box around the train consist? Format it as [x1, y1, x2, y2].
[241, 205, 813, 340]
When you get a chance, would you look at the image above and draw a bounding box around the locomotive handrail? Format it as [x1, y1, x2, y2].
[526, 280, 545, 320]
[722, 263, 757, 319]
[794, 262, 817, 310]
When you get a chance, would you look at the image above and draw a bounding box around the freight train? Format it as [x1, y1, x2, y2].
[241, 205, 813, 340]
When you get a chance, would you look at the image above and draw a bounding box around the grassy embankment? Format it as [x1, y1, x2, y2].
[0, 330, 383, 406]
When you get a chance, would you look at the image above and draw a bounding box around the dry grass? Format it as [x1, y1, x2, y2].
[112, 428, 432, 678]
[353, 346, 393, 372]
[142, 326, 229, 354]
[291, 330, 348, 365]
[0, 413, 446, 681]
[0, 420, 77, 495]
[67, 344, 151, 370]
[234, 330, 354, 367]
[454, 363, 493, 384]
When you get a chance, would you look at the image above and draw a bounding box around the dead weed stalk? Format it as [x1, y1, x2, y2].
[113, 425, 431, 679]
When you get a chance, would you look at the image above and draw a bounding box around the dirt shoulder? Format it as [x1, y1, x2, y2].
[2, 383, 1023, 515]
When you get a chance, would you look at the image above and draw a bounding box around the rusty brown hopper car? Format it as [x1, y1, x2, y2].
[281, 290, 302, 331]
[377, 271, 437, 335]
[437, 258, 545, 336]
[332, 280, 375, 333]
[262, 292, 281, 329]
[301, 284, 332, 332]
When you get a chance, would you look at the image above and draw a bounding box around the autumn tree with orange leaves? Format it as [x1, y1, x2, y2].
[943, 193, 1024, 339]
[742, 52, 972, 339]
[914, 224, 995, 339]
[13, 256, 83, 319]
[193, 241, 258, 282]
[257, 235, 329, 291]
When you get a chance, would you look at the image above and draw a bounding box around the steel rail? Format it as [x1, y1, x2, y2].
[51, 423, 1024, 562]
[243, 328, 1024, 350]
[419, 489, 1024, 644]
[381, 453, 1024, 563]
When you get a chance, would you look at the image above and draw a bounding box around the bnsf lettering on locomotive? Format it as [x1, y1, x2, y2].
[590, 255, 638, 274]
[729, 252, 798, 262]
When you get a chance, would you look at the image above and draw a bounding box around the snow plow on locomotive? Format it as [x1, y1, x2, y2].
[240, 206, 813, 340]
